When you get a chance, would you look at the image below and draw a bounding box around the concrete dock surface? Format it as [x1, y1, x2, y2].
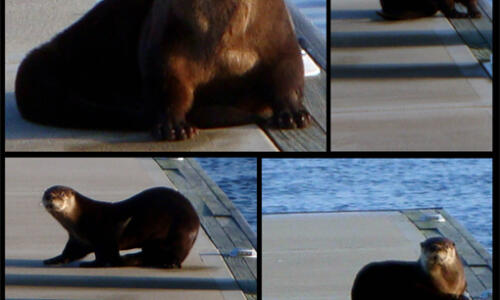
[331, 0, 492, 151]
[5, 0, 278, 151]
[262, 211, 481, 300]
[5, 158, 246, 299]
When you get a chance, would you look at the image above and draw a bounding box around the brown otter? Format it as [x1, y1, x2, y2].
[351, 237, 468, 300]
[377, 0, 481, 19]
[42, 186, 200, 268]
[15, 0, 311, 141]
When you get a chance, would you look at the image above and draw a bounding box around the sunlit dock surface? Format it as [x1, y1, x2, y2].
[5, 0, 326, 151]
[330, 0, 492, 151]
[5, 158, 256, 299]
[263, 209, 492, 300]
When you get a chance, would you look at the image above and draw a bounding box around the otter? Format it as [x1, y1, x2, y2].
[351, 237, 468, 300]
[15, 0, 311, 141]
[42, 186, 200, 268]
[377, 0, 482, 19]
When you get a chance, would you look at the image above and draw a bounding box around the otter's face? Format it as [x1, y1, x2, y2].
[420, 237, 457, 269]
[42, 186, 76, 214]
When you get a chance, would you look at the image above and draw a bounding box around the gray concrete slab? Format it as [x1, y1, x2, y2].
[262, 212, 426, 300]
[5, 158, 245, 299]
[5, 0, 278, 152]
[331, 1, 492, 151]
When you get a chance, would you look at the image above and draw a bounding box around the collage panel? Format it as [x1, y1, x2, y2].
[5, 0, 326, 152]
[262, 158, 492, 299]
[5, 158, 257, 299]
[2, 0, 497, 300]
[330, 0, 493, 151]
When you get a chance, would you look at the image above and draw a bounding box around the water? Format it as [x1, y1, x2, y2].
[196, 158, 257, 233]
[288, 0, 327, 35]
[262, 159, 492, 254]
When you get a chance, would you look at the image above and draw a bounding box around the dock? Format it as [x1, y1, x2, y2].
[262, 209, 492, 299]
[330, 0, 492, 151]
[5, 158, 256, 299]
[5, 0, 326, 151]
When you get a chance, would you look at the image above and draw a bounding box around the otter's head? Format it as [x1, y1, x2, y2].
[42, 185, 77, 216]
[419, 237, 457, 271]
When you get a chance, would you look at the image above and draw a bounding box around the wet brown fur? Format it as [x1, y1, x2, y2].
[351, 237, 468, 300]
[15, 0, 310, 140]
[42, 186, 200, 268]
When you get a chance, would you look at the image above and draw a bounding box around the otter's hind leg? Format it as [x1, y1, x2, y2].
[15, 46, 74, 126]
[15, 46, 146, 129]
[142, 231, 197, 268]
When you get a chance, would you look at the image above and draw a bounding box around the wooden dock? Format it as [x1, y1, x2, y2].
[331, 0, 493, 151]
[154, 158, 257, 300]
[5, 158, 256, 299]
[262, 209, 492, 300]
[4, 0, 326, 152]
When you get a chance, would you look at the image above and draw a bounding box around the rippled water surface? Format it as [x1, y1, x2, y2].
[263, 159, 492, 253]
[196, 158, 257, 233]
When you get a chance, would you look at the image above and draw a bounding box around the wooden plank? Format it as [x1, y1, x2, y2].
[404, 209, 488, 266]
[402, 208, 492, 299]
[187, 159, 257, 248]
[154, 158, 257, 299]
[471, 266, 493, 290]
[258, 1, 327, 152]
[439, 209, 493, 267]
[447, 2, 492, 78]
[262, 69, 327, 151]
[286, 1, 326, 70]
[216, 217, 257, 278]
[448, 17, 491, 59]
[157, 158, 232, 217]
[463, 266, 488, 298]
[435, 219, 487, 266]
[304, 71, 327, 131]
[477, 0, 492, 20]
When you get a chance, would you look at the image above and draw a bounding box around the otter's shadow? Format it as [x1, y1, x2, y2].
[4, 92, 151, 142]
[5, 259, 79, 268]
[5, 273, 252, 291]
[5, 259, 219, 272]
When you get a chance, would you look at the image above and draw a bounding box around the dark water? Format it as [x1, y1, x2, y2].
[196, 158, 257, 233]
[262, 159, 492, 254]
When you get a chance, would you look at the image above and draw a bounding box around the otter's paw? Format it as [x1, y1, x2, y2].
[272, 109, 311, 129]
[44, 255, 68, 265]
[151, 120, 198, 141]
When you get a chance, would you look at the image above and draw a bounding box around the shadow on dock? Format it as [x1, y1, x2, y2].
[6, 273, 251, 291]
[331, 62, 488, 78]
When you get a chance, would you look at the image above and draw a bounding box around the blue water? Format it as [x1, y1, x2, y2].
[288, 0, 326, 35]
[263, 159, 492, 254]
[196, 158, 257, 233]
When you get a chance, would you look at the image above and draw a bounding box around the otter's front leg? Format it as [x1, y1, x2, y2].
[44, 236, 92, 265]
[269, 53, 311, 129]
[138, 1, 198, 141]
[150, 72, 199, 141]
